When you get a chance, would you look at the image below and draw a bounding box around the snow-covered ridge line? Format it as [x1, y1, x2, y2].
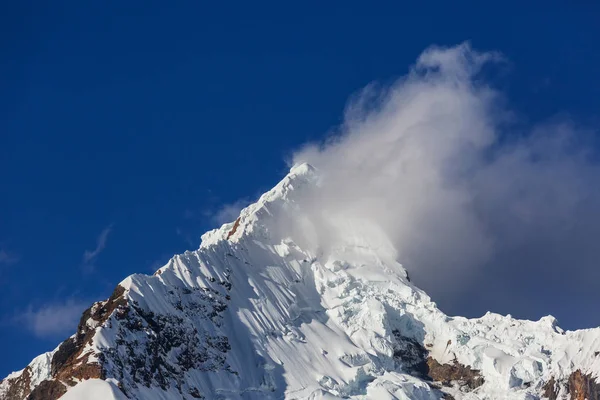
[2, 163, 600, 400]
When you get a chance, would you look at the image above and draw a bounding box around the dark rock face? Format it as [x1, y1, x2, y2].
[26, 380, 67, 400]
[1, 271, 236, 400]
[1, 284, 128, 400]
[1, 367, 32, 400]
[50, 339, 77, 377]
[543, 377, 558, 400]
[542, 370, 600, 400]
[101, 283, 233, 397]
[568, 370, 600, 400]
[188, 387, 204, 398]
[391, 330, 483, 394]
[426, 357, 484, 390]
[47, 285, 128, 389]
[392, 330, 429, 377]
[50, 284, 127, 383]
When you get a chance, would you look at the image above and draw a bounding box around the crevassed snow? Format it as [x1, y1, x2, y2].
[5, 163, 600, 400]
[108, 164, 600, 399]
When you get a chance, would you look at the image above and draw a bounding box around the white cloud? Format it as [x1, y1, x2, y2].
[211, 198, 251, 226]
[19, 300, 87, 338]
[82, 224, 113, 272]
[290, 42, 600, 316]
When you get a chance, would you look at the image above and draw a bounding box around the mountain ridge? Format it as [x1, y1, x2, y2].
[2, 164, 599, 400]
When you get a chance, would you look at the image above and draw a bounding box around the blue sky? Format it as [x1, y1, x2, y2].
[1, 2, 600, 377]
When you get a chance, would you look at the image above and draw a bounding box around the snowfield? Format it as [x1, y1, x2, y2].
[2, 163, 599, 400]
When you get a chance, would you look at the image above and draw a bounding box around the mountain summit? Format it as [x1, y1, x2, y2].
[2, 164, 599, 400]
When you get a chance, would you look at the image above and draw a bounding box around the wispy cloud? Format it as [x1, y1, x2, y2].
[18, 299, 87, 338]
[0, 249, 19, 266]
[211, 198, 251, 226]
[82, 224, 113, 273]
[290, 42, 600, 320]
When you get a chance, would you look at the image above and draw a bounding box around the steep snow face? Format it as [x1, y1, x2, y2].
[0, 349, 56, 399]
[3, 163, 600, 400]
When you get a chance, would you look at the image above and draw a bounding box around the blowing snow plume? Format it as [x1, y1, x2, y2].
[292, 42, 600, 326]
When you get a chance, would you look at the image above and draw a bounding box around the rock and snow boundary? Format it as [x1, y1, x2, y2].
[1, 164, 599, 400]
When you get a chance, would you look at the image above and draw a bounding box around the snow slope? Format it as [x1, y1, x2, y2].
[2, 163, 600, 400]
[60, 379, 127, 400]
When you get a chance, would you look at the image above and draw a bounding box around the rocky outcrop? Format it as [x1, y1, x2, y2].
[392, 329, 483, 395]
[0, 367, 32, 400]
[426, 357, 484, 390]
[0, 286, 127, 400]
[26, 380, 66, 400]
[542, 377, 559, 400]
[542, 370, 600, 400]
[3, 165, 600, 399]
[101, 286, 232, 396]
[47, 285, 128, 390]
[226, 217, 241, 240]
[1, 264, 235, 400]
[392, 330, 429, 377]
[568, 370, 600, 400]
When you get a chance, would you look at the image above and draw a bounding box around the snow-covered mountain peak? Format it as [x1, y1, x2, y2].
[2, 166, 600, 400]
[200, 162, 318, 248]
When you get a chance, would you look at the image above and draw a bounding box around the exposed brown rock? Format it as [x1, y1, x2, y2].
[2, 285, 129, 400]
[542, 370, 600, 400]
[426, 357, 484, 390]
[542, 377, 558, 400]
[55, 356, 103, 385]
[88, 285, 128, 326]
[26, 380, 66, 400]
[568, 370, 600, 400]
[1, 367, 32, 400]
[226, 218, 241, 240]
[50, 338, 77, 377]
[391, 331, 482, 395]
[49, 285, 127, 388]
